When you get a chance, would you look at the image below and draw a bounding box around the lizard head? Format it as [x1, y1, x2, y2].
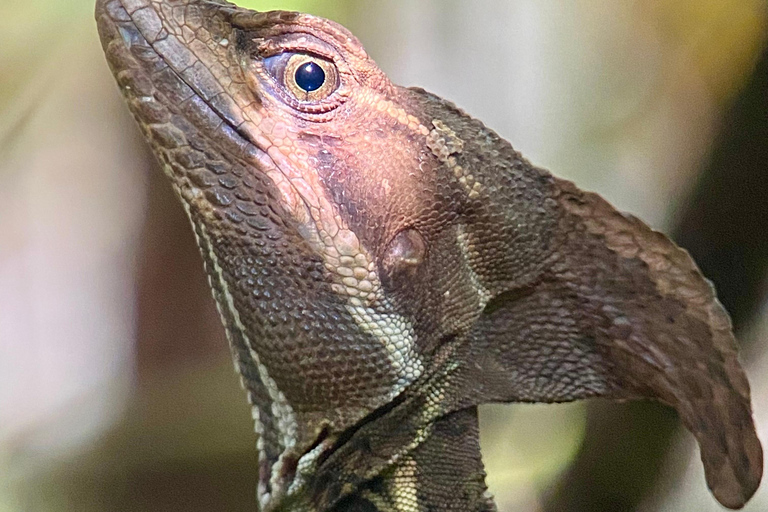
[97, 0, 762, 509]
[97, 0, 512, 501]
[97, 0, 515, 426]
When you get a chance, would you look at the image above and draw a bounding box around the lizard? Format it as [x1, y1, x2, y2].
[95, 0, 763, 510]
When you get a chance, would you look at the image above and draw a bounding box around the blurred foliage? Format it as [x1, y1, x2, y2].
[480, 403, 586, 510]
[6, 361, 256, 512]
[646, 0, 766, 100]
[0, 1, 89, 97]
[0, 1, 93, 153]
[238, 0, 350, 25]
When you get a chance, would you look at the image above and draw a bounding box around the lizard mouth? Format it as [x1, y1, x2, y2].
[101, 0, 285, 188]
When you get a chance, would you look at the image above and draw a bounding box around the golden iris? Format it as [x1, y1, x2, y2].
[284, 54, 338, 102]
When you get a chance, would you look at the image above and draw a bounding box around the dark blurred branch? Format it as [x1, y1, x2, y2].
[544, 43, 768, 512]
[673, 49, 768, 334]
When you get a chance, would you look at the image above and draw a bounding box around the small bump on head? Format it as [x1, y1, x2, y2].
[381, 228, 427, 283]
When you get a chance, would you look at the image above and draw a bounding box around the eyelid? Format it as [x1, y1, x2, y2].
[255, 34, 339, 63]
[261, 51, 335, 78]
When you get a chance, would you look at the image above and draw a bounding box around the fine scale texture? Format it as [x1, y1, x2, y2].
[95, 0, 763, 510]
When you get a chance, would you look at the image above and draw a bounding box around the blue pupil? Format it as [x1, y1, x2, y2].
[295, 61, 326, 93]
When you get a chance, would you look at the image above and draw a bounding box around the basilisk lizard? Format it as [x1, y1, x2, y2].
[95, 0, 763, 510]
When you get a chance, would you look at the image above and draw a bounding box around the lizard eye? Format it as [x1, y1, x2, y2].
[263, 52, 339, 103]
[294, 60, 326, 92]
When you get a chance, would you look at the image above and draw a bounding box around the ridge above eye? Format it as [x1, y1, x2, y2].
[263, 52, 339, 103]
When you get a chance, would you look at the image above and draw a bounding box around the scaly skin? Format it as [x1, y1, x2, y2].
[95, 0, 762, 510]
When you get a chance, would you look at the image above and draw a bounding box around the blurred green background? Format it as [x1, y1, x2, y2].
[1, 1, 767, 511]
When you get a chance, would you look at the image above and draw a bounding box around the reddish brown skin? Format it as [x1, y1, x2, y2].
[95, 0, 762, 510]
